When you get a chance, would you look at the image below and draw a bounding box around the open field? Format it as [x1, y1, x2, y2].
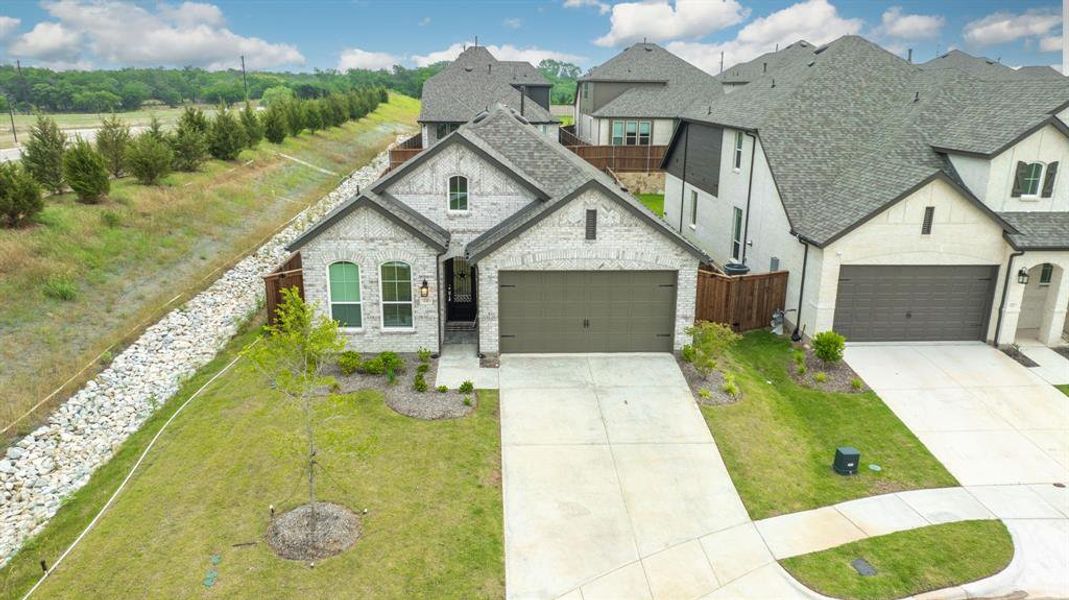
[0, 323, 505, 598]
[0, 93, 419, 432]
[0, 105, 221, 150]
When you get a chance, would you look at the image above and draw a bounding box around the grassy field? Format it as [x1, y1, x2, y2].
[1, 323, 505, 599]
[1058, 384, 1068, 397]
[0, 105, 221, 149]
[701, 332, 958, 519]
[638, 193, 664, 216]
[0, 93, 418, 432]
[782, 520, 1013, 600]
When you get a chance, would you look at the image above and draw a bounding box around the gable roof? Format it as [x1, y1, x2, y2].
[921, 50, 1066, 81]
[286, 190, 450, 253]
[674, 35, 1069, 247]
[1001, 212, 1069, 250]
[714, 40, 818, 85]
[418, 46, 556, 124]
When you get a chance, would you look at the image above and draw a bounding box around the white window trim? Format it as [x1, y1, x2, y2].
[733, 131, 744, 172]
[689, 189, 698, 229]
[447, 175, 469, 213]
[379, 260, 416, 331]
[327, 261, 363, 332]
[1020, 161, 1046, 199]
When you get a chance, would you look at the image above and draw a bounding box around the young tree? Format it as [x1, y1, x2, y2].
[303, 101, 323, 134]
[169, 123, 209, 172]
[126, 132, 174, 185]
[144, 115, 166, 142]
[207, 107, 247, 160]
[240, 102, 264, 148]
[262, 105, 288, 144]
[63, 138, 110, 203]
[177, 106, 209, 135]
[95, 115, 131, 178]
[260, 85, 295, 107]
[244, 289, 346, 515]
[23, 115, 67, 194]
[0, 162, 43, 227]
[284, 99, 305, 137]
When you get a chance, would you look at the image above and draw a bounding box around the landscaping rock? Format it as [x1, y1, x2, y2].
[0, 141, 405, 566]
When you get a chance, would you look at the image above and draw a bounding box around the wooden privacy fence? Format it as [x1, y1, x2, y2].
[563, 144, 667, 173]
[263, 253, 304, 325]
[696, 269, 789, 332]
[387, 132, 424, 171]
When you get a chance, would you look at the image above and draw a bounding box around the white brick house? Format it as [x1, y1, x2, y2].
[287, 106, 707, 355]
[662, 36, 1069, 348]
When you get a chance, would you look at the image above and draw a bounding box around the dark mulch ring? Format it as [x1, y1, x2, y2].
[676, 357, 739, 406]
[787, 344, 867, 393]
[265, 502, 360, 561]
[319, 354, 475, 421]
[1003, 345, 1040, 368]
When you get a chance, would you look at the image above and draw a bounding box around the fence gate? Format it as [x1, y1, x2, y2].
[263, 253, 304, 325]
[695, 269, 788, 331]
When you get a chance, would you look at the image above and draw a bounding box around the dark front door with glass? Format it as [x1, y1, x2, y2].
[445, 257, 477, 322]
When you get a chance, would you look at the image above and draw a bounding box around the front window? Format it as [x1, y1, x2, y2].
[733, 131, 744, 170]
[731, 207, 743, 260]
[380, 261, 413, 328]
[328, 262, 362, 328]
[690, 190, 698, 227]
[1021, 162, 1044, 196]
[611, 120, 652, 146]
[448, 175, 468, 211]
[1040, 263, 1053, 285]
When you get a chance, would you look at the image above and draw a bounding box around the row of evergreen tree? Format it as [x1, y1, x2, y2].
[0, 87, 387, 228]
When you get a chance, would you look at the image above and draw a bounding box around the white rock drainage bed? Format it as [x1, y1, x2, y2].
[0, 142, 400, 565]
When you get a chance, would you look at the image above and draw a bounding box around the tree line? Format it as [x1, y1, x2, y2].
[0, 87, 387, 227]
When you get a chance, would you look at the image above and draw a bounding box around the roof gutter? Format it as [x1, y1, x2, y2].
[993, 249, 1025, 347]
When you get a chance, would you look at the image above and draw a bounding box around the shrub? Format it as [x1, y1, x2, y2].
[262, 105, 287, 144]
[240, 103, 264, 148]
[436, 385, 448, 393]
[169, 124, 209, 172]
[386, 367, 397, 385]
[100, 210, 122, 228]
[417, 347, 432, 363]
[63, 139, 110, 203]
[144, 115, 166, 142]
[463, 396, 473, 407]
[283, 100, 304, 137]
[43, 275, 77, 301]
[812, 331, 846, 364]
[125, 132, 174, 185]
[177, 106, 209, 134]
[721, 372, 739, 397]
[303, 101, 323, 133]
[95, 115, 131, 178]
[458, 380, 474, 394]
[338, 351, 361, 376]
[416, 363, 429, 375]
[698, 387, 712, 400]
[685, 321, 740, 377]
[814, 371, 827, 383]
[796, 363, 807, 376]
[359, 356, 385, 375]
[208, 107, 247, 160]
[0, 162, 43, 227]
[23, 115, 66, 194]
[413, 373, 428, 393]
[680, 344, 696, 363]
[378, 351, 405, 373]
[850, 377, 864, 391]
[792, 349, 806, 367]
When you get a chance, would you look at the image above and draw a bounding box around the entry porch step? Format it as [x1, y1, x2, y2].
[445, 320, 477, 331]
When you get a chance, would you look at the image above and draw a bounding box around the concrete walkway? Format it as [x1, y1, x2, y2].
[434, 342, 499, 390]
[1017, 337, 1069, 385]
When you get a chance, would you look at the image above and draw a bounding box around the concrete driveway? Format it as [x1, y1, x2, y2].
[499, 354, 749, 600]
[845, 343, 1069, 486]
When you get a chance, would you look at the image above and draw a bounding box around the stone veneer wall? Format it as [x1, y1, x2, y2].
[475, 187, 699, 353]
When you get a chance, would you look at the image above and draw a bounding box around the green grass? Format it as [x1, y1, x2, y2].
[1, 322, 504, 599]
[638, 193, 664, 216]
[782, 520, 1013, 600]
[1058, 384, 1069, 397]
[0, 93, 419, 430]
[701, 332, 958, 519]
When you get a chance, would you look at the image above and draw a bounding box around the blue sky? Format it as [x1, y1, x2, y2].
[0, 1, 1062, 73]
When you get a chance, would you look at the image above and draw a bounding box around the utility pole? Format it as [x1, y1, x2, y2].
[7, 97, 16, 145]
[240, 55, 249, 102]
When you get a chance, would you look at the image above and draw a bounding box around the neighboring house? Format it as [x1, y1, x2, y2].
[286, 106, 707, 356]
[922, 49, 1065, 80]
[418, 46, 558, 147]
[662, 35, 1069, 348]
[573, 42, 721, 147]
[714, 40, 818, 93]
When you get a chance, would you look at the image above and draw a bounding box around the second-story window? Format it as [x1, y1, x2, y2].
[733, 131, 744, 170]
[448, 175, 468, 211]
[1012, 161, 1058, 198]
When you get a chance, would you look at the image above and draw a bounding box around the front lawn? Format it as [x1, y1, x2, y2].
[638, 193, 664, 216]
[701, 332, 957, 519]
[2, 324, 504, 598]
[782, 520, 1013, 600]
[1058, 384, 1069, 397]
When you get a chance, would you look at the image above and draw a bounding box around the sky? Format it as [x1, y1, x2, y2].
[0, 0, 1062, 74]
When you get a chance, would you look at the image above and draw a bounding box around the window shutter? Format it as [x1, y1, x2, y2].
[921, 206, 935, 235]
[1041, 161, 1058, 198]
[1011, 161, 1028, 197]
[585, 209, 597, 240]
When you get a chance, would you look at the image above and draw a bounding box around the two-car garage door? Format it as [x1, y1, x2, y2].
[498, 271, 677, 353]
[833, 265, 998, 342]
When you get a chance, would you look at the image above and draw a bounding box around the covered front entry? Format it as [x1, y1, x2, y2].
[833, 265, 998, 342]
[498, 270, 677, 353]
[445, 257, 477, 324]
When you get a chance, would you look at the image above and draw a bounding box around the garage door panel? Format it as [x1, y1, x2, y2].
[834, 265, 996, 342]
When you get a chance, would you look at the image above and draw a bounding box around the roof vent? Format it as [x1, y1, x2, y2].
[771, 79, 776, 88]
[464, 66, 473, 72]
[807, 61, 815, 67]
[814, 45, 829, 55]
[644, 46, 653, 52]
[913, 91, 920, 103]
[472, 110, 489, 123]
[707, 105, 712, 115]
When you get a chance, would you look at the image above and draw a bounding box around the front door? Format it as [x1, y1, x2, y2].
[446, 257, 477, 322]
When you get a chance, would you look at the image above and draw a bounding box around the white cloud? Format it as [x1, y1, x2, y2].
[503, 18, 522, 29]
[963, 9, 1060, 46]
[563, 0, 609, 15]
[1039, 34, 1061, 53]
[418, 16, 431, 27]
[665, 0, 862, 73]
[876, 6, 944, 40]
[10, 0, 303, 70]
[594, 0, 749, 47]
[337, 47, 400, 71]
[411, 42, 584, 67]
[0, 16, 21, 40]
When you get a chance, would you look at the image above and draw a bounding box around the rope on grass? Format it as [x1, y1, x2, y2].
[21, 340, 257, 600]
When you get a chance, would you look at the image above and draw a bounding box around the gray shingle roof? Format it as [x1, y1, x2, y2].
[1001, 212, 1069, 250]
[714, 40, 817, 84]
[419, 46, 555, 124]
[679, 35, 1069, 246]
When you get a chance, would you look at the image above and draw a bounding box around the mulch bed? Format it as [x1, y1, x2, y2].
[479, 353, 500, 368]
[320, 354, 475, 420]
[265, 502, 360, 561]
[1003, 345, 1040, 368]
[787, 344, 867, 393]
[676, 357, 738, 406]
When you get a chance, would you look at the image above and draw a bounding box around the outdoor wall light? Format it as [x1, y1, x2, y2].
[420, 279, 430, 298]
[1017, 268, 1030, 285]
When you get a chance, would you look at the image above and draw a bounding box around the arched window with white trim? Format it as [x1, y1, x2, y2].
[380, 261, 413, 328]
[328, 261, 362, 328]
[448, 176, 468, 211]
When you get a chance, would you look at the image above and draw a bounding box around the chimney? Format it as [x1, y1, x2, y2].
[907, 48, 913, 63]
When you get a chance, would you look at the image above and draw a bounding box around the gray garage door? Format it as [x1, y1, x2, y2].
[834, 265, 998, 342]
[498, 271, 677, 353]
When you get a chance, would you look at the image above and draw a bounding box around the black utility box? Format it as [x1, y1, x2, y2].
[834, 446, 860, 475]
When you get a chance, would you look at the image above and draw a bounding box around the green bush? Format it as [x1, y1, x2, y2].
[95, 115, 131, 178]
[463, 396, 473, 407]
[458, 380, 474, 394]
[812, 331, 846, 364]
[680, 344, 696, 363]
[417, 347, 432, 363]
[100, 210, 122, 228]
[169, 125, 209, 172]
[378, 351, 405, 373]
[413, 373, 428, 393]
[338, 351, 361, 376]
[262, 105, 287, 144]
[698, 387, 712, 400]
[23, 115, 67, 194]
[850, 377, 864, 391]
[796, 363, 807, 376]
[208, 108, 247, 160]
[0, 162, 43, 227]
[63, 138, 110, 203]
[43, 275, 77, 301]
[814, 371, 827, 383]
[436, 385, 448, 393]
[386, 367, 397, 385]
[240, 103, 264, 148]
[359, 356, 385, 375]
[303, 101, 324, 133]
[416, 363, 429, 375]
[721, 372, 740, 397]
[283, 100, 304, 137]
[685, 321, 740, 377]
[125, 132, 173, 185]
[792, 349, 806, 366]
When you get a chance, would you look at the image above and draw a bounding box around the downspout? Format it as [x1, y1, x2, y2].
[993, 249, 1025, 347]
[434, 251, 445, 357]
[678, 124, 690, 233]
[791, 236, 810, 342]
[740, 131, 758, 265]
